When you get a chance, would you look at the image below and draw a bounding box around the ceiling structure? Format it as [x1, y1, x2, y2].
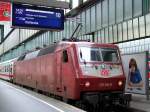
[0, 0, 70, 9]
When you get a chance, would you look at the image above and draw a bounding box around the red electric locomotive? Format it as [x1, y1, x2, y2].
[0, 40, 131, 111]
[14, 40, 130, 106]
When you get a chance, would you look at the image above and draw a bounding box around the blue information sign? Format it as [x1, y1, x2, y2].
[12, 3, 64, 30]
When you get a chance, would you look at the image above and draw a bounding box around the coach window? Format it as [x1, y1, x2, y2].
[63, 50, 68, 63]
[5, 66, 6, 72]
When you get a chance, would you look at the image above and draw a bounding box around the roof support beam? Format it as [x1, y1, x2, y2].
[0, 0, 70, 9]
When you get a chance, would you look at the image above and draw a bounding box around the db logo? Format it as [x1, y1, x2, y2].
[100, 69, 110, 76]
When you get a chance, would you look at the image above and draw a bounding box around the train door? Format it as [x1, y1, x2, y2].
[56, 51, 63, 92]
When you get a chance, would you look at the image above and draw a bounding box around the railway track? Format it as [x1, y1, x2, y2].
[106, 105, 146, 112]
[78, 104, 147, 112]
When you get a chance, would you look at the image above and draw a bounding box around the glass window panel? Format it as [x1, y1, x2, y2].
[142, 45, 145, 51]
[72, 0, 79, 8]
[98, 31, 102, 43]
[134, 40, 139, 46]
[41, 35, 44, 45]
[82, 35, 85, 40]
[84, 35, 87, 40]
[70, 21, 73, 36]
[66, 21, 69, 38]
[101, 29, 105, 43]
[83, 0, 87, 2]
[86, 9, 91, 33]
[133, 18, 139, 38]
[89, 35, 93, 42]
[145, 44, 148, 51]
[91, 6, 96, 32]
[133, 0, 142, 17]
[116, 0, 123, 23]
[113, 25, 117, 42]
[130, 41, 134, 47]
[36, 36, 39, 47]
[86, 35, 89, 40]
[109, 0, 115, 25]
[145, 38, 150, 44]
[146, 13, 150, 36]
[102, 0, 108, 27]
[72, 18, 77, 38]
[49, 32, 52, 43]
[68, 21, 72, 38]
[81, 12, 86, 34]
[64, 22, 67, 38]
[149, 44, 150, 51]
[140, 39, 145, 45]
[53, 32, 56, 42]
[123, 22, 128, 41]
[57, 32, 60, 41]
[77, 14, 82, 37]
[139, 16, 145, 37]
[96, 3, 102, 30]
[126, 42, 130, 48]
[133, 47, 136, 53]
[125, 48, 128, 53]
[136, 46, 139, 52]
[43, 33, 46, 45]
[53, 33, 56, 42]
[44, 34, 47, 45]
[61, 31, 63, 40]
[58, 31, 61, 41]
[105, 28, 109, 43]
[94, 32, 98, 42]
[149, 0, 150, 12]
[109, 26, 113, 43]
[124, 0, 132, 20]
[117, 43, 122, 48]
[57, 32, 59, 41]
[118, 23, 123, 42]
[46, 32, 49, 45]
[127, 20, 133, 40]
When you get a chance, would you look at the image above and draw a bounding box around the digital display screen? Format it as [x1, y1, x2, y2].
[12, 3, 64, 30]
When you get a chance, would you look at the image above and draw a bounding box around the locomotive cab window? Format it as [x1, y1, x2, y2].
[78, 47, 119, 63]
[79, 47, 102, 62]
[101, 48, 119, 62]
[63, 50, 68, 63]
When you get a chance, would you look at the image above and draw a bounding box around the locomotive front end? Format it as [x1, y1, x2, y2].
[76, 44, 131, 108]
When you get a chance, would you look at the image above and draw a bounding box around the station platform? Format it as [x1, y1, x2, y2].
[130, 93, 150, 112]
[0, 80, 85, 112]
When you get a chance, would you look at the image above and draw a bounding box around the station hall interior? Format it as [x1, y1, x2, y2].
[1, 0, 150, 61]
[0, 0, 150, 112]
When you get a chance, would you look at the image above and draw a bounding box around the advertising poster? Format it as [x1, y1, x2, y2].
[122, 52, 149, 95]
[0, 2, 11, 21]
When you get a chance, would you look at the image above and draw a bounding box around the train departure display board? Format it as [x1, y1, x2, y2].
[11, 3, 64, 30]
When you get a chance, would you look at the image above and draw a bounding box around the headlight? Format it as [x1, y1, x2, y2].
[118, 80, 123, 86]
[85, 81, 90, 87]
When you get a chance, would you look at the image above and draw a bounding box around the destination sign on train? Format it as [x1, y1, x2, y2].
[11, 3, 64, 30]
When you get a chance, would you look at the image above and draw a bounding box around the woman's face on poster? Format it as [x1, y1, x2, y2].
[130, 65, 135, 72]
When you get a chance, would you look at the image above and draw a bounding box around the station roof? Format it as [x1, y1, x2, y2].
[0, 0, 70, 9]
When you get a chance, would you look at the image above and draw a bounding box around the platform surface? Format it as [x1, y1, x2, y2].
[0, 80, 85, 112]
[130, 93, 150, 112]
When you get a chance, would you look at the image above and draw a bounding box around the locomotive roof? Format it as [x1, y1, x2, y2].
[59, 41, 118, 48]
[17, 41, 118, 61]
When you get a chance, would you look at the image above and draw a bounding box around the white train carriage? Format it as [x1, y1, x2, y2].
[0, 58, 17, 81]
